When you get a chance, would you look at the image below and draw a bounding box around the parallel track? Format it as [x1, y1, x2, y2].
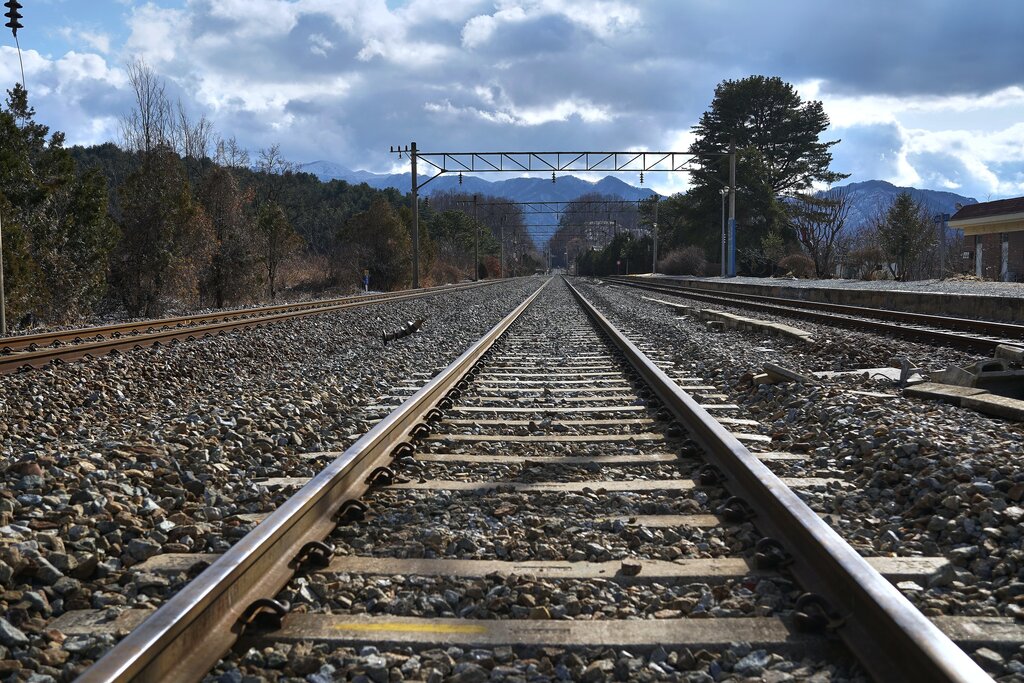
[0, 280, 500, 374]
[68, 277, 992, 682]
[603, 276, 1024, 353]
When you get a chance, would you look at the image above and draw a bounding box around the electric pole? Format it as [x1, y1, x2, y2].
[728, 140, 737, 277]
[473, 193, 479, 281]
[651, 194, 659, 275]
[2, 0, 25, 335]
[0, 211, 5, 336]
[499, 214, 506, 278]
[410, 142, 419, 288]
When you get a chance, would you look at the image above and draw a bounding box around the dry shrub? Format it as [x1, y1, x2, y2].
[778, 253, 815, 278]
[658, 246, 707, 276]
[424, 259, 464, 286]
[480, 256, 502, 279]
[277, 252, 333, 293]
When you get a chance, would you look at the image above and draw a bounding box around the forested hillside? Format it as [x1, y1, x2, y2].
[0, 64, 540, 327]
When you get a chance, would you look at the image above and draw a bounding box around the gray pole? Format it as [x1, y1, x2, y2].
[499, 216, 505, 278]
[0, 209, 6, 336]
[651, 195, 659, 274]
[728, 141, 737, 277]
[473, 194, 479, 281]
[720, 189, 727, 277]
[410, 142, 419, 289]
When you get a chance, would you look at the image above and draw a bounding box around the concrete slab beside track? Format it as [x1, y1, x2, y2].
[645, 275, 1024, 323]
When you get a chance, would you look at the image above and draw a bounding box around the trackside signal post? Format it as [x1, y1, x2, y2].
[389, 145, 735, 287]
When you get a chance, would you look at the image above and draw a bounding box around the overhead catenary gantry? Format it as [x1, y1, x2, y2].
[389, 145, 737, 287]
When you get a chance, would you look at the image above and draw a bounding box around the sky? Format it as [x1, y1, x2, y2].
[3, 0, 1024, 201]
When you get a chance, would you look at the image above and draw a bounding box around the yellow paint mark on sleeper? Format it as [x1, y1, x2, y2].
[332, 622, 488, 635]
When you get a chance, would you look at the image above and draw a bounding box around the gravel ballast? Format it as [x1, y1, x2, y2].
[0, 278, 542, 680]
[576, 277, 1024, 679]
[205, 278, 867, 683]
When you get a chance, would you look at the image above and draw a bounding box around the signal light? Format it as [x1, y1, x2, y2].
[4, 0, 22, 36]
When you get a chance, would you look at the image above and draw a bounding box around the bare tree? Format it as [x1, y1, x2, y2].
[789, 188, 851, 277]
[120, 58, 172, 154]
[214, 135, 250, 169]
[256, 144, 293, 175]
[172, 99, 214, 160]
[253, 143, 295, 210]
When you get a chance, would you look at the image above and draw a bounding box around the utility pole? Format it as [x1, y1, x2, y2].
[499, 214, 506, 278]
[727, 141, 737, 277]
[651, 194, 659, 275]
[473, 193, 479, 281]
[720, 188, 727, 277]
[2, 0, 25, 335]
[512, 234, 518, 277]
[410, 142, 419, 288]
[0, 210, 6, 336]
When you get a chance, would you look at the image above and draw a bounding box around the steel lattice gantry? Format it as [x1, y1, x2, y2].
[390, 144, 737, 287]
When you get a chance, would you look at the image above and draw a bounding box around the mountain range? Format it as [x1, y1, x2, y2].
[297, 162, 977, 244]
[830, 180, 976, 229]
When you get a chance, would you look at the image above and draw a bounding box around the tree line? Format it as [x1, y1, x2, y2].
[572, 75, 959, 281]
[0, 61, 540, 327]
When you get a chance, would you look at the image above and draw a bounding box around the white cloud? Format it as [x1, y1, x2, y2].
[309, 33, 334, 57]
[59, 27, 112, 54]
[799, 79, 1024, 130]
[425, 95, 614, 126]
[901, 123, 1024, 195]
[125, 3, 189, 64]
[650, 128, 697, 196]
[205, 0, 298, 39]
[53, 51, 125, 89]
[196, 72, 356, 115]
[797, 79, 1024, 197]
[461, 0, 639, 49]
[461, 13, 502, 48]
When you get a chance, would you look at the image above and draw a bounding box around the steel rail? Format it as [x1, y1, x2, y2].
[604, 277, 1019, 353]
[565, 278, 990, 683]
[0, 281, 505, 374]
[0, 280, 502, 354]
[77, 278, 550, 682]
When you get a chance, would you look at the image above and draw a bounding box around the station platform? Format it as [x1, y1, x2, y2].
[643, 275, 1024, 323]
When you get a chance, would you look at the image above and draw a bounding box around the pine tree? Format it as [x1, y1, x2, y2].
[686, 76, 847, 271]
[198, 166, 257, 307]
[0, 85, 118, 323]
[256, 200, 301, 300]
[877, 192, 937, 281]
[341, 199, 412, 291]
[113, 148, 213, 315]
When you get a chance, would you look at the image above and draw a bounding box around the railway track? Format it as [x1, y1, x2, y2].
[0, 280, 500, 374]
[59, 277, 1001, 681]
[603, 276, 1024, 354]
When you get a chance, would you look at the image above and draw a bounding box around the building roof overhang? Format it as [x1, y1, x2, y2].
[949, 211, 1024, 236]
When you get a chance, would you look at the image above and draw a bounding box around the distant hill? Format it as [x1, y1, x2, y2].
[298, 161, 655, 244]
[299, 162, 979, 243]
[827, 180, 977, 230]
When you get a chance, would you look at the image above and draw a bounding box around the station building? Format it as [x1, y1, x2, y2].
[949, 196, 1024, 282]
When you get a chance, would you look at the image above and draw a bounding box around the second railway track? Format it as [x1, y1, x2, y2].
[603, 277, 1024, 354]
[61, 277, 1005, 682]
[0, 280, 501, 374]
